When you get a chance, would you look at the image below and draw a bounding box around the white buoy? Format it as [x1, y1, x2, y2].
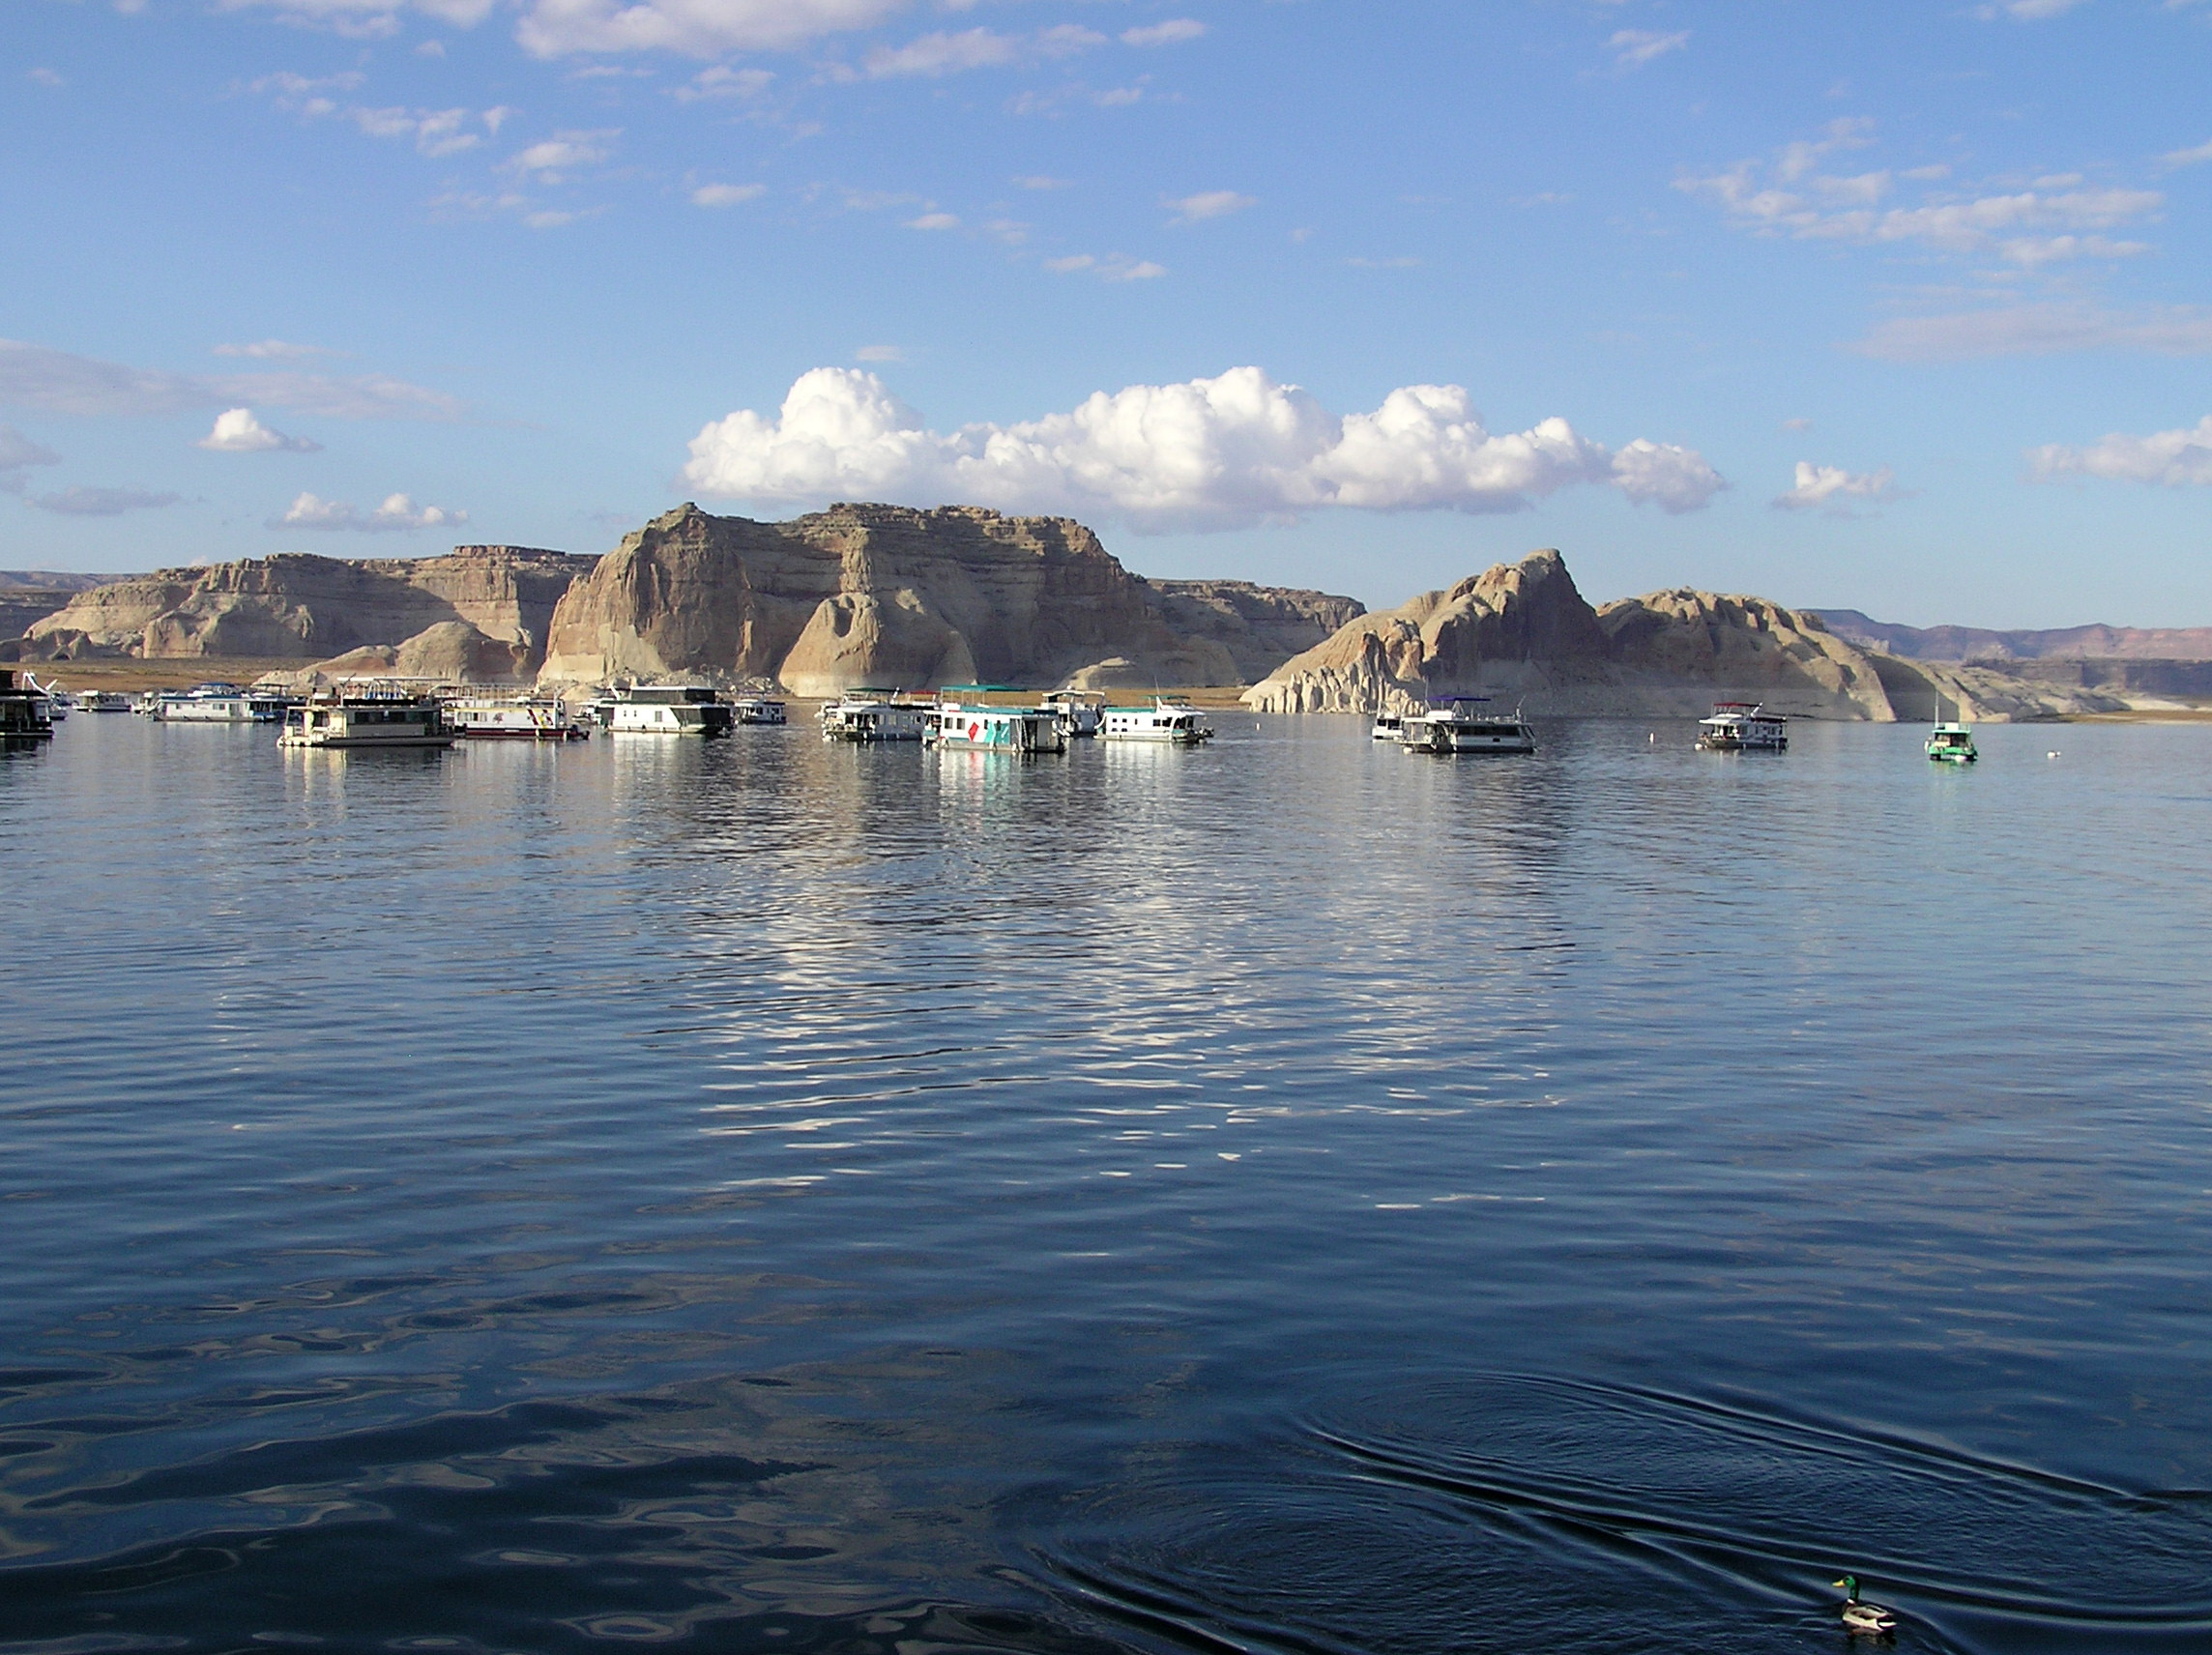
[2048, 750, 2060, 759]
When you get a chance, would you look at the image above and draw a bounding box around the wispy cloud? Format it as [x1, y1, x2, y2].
[1122, 19, 1206, 46]
[1608, 29, 1688, 71]
[1166, 189, 1255, 223]
[692, 182, 766, 207]
[273, 490, 466, 532]
[0, 426, 61, 494]
[1043, 253, 1167, 281]
[28, 485, 183, 516]
[2029, 416, 2212, 485]
[1854, 304, 2212, 360]
[0, 339, 462, 421]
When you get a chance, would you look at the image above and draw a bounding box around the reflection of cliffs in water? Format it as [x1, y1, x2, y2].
[539, 503, 1360, 697]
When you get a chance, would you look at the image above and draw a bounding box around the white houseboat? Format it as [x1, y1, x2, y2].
[280, 686, 454, 749]
[155, 682, 298, 723]
[1696, 701, 1789, 752]
[608, 683, 737, 736]
[77, 690, 133, 713]
[444, 692, 590, 740]
[1101, 698, 1215, 743]
[820, 691, 930, 742]
[732, 697, 787, 725]
[0, 670, 54, 740]
[1038, 690, 1106, 739]
[1371, 711, 1407, 741]
[926, 701, 1067, 753]
[1399, 697, 1536, 755]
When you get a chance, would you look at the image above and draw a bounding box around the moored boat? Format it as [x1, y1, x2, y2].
[77, 690, 133, 713]
[23, 674, 71, 720]
[280, 684, 454, 748]
[0, 670, 55, 740]
[1371, 711, 1407, 741]
[1927, 722, 1978, 764]
[820, 690, 930, 742]
[1398, 696, 1536, 755]
[1038, 689, 1106, 739]
[732, 697, 787, 725]
[443, 692, 591, 740]
[608, 683, 736, 736]
[1696, 701, 1788, 752]
[1101, 698, 1214, 743]
[926, 701, 1066, 753]
[155, 682, 299, 723]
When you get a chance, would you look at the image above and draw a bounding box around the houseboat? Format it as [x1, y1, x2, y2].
[77, 690, 133, 713]
[820, 690, 930, 742]
[1101, 698, 1215, 743]
[443, 692, 590, 740]
[0, 670, 54, 740]
[1039, 689, 1106, 739]
[280, 685, 454, 749]
[1398, 697, 1536, 755]
[1371, 711, 1407, 741]
[732, 697, 787, 726]
[1696, 701, 1789, 752]
[926, 701, 1067, 753]
[608, 683, 737, 736]
[154, 682, 298, 723]
[1927, 722, 1979, 765]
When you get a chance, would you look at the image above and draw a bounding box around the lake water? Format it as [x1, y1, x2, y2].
[4, 711, 2210, 1655]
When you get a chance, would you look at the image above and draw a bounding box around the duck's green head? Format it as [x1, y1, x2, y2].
[1832, 1576, 1859, 1599]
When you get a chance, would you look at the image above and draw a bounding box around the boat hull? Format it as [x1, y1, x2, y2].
[280, 734, 455, 749]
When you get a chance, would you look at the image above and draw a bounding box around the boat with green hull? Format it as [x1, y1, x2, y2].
[1926, 722, 1978, 764]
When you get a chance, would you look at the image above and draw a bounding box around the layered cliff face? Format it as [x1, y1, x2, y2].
[23, 547, 595, 673]
[538, 503, 1246, 694]
[1148, 581, 1367, 683]
[1242, 550, 1896, 719]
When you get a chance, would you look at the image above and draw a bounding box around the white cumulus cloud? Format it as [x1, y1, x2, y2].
[1771, 461, 1899, 513]
[198, 408, 322, 452]
[2028, 416, 2212, 485]
[274, 490, 467, 531]
[679, 366, 1726, 532]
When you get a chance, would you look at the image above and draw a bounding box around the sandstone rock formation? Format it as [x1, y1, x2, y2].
[538, 503, 1251, 694]
[0, 570, 114, 646]
[1148, 581, 1367, 683]
[23, 547, 594, 672]
[1817, 608, 2212, 663]
[1243, 550, 1896, 719]
[255, 621, 531, 689]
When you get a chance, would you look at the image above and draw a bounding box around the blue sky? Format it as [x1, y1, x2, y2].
[4, 0, 2209, 624]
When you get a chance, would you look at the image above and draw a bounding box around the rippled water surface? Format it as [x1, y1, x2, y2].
[4, 713, 2210, 1654]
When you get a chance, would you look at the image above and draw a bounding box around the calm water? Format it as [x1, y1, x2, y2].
[3, 712, 2210, 1655]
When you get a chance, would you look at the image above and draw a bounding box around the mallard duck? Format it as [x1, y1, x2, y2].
[1832, 1576, 1898, 1637]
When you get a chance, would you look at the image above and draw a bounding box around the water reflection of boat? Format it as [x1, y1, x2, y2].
[1926, 722, 1978, 765]
[1101, 698, 1214, 743]
[1398, 697, 1536, 755]
[280, 685, 455, 748]
[1696, 701, 1788, 752]
[0, 670, 55, 740]
[820, 690, 930, 742]
[926, 701, 1066, 752]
